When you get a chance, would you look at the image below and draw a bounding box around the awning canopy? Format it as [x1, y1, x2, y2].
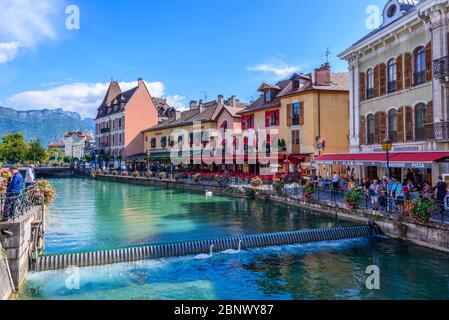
[312, 152, 449, 169]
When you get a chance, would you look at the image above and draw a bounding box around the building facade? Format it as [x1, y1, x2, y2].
[94, 78, 160, 168]
[64, 132, 94, 160]
[328, 0, 449, 183]
[239, 64, 350, 175]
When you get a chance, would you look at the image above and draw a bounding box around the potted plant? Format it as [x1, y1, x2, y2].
[145, 171, 153, 179]
[158, 172, 167, 180]
[193, 173, 201, 184]
[214, 175, 223, 186]
[122, 171, 129, 177]
[272, 177, 284, 195]
[112, 170, 118, 176]
[344, 187, 363, 209]
[36, 180, 57, 206]
[132, 171, 140, 178]
[410, 197, 435, 223]
[302, 182, 315, 201]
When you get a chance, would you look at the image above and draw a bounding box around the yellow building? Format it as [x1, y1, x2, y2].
[239, 64, 350, 175]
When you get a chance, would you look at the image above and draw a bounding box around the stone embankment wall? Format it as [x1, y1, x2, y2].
[96, 174, 449, 253]
[0, 241, 14, 300]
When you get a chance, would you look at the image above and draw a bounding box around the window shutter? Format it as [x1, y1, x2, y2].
[397, 54, 403, 91]
[426, 101, 433, 124]
[379, 63, 386, 96]
[397, 107, 404, 142]
[374, 112, 380, 144]
[374, 65, 380, 98]
[404, 52, 412, 88]
[379, 112, 387, 142]
[265, 111, 270, 127]
[359, 72, 366, 102]
[405, 106, 413, 142]
[299, 102, 304, 125]
[360, 116, 366, 145]
[287, 104, 292, 126]
[276, 110, 280, 126]
[426, 42, 432, 82]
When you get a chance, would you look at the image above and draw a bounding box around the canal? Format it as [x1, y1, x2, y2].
[16, 178, 449, 300]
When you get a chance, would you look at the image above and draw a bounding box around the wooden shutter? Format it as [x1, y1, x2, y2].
[379, 112, 387, 142]
[426, 42, 432, 82]
[397, 107, 404, 142]
[405, 106, 414, 142]
[374, 112, 380, 144]
[359, 72, 366, 102]
[374, 65, 380, 98]
[287, 104, 292, 126]
[265, 111, 270, 127]
[360, 116, 366, 145]
[379, 63, 386, 96]
[275, 110, 280, 126]
[426, 101, 433, 124]
[405, 52, 412, 88]
[397, 54, 403, 91]
[299, 102, 304, 125]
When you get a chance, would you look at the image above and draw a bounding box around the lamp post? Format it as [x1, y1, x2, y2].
[382, 138, 393, 212]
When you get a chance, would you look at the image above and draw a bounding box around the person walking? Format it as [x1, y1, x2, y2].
[3, 166, 23, 220]
[331, 171, 339, 202]
[369, 180, 380, 211]
[390, 180, 405, 214]
[25, 164, 35, 189]
[434, 177, 448, 214]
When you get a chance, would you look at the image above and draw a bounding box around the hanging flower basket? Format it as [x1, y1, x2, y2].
[344, 187, 362, 209]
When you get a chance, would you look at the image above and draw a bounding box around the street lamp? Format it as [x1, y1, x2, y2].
[382, 138, 393, 213]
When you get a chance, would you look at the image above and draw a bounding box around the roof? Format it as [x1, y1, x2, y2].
[48, 141, 65, 148]
[64, 131, 94, 141]
[239, 70, 349, 114]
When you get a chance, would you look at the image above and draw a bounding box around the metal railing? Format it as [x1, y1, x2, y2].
[425, 122, 449, 141]
[434, 56, 449, 79]
[1, 186, 41, 222]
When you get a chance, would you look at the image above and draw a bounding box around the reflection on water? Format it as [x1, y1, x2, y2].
[19, 238, 449, 300]
[44, 178, 348, 254]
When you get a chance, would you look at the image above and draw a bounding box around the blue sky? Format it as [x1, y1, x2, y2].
[0, 0, 386, 118]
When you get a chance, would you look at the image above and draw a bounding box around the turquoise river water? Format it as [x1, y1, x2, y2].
[16, 178, 449, 300]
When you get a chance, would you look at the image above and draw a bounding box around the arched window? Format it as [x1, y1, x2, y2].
[388, 109, 397, 142]
[414, 103, 427, 141]
[367, 69, 374, 99]
[387, 59, 397, 93]
[367, 114, 375, 145]
[414, 47, 426, 85]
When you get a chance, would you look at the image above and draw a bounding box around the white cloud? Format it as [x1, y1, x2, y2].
[6, 80, 184, 118]
[247, 59, 301, 79]
[0, 0, 60, 64]
[165, 95, 186, 111]
[0, 42, 20, 64]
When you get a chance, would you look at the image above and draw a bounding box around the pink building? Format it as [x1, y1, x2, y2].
[95, 78, 159, 167]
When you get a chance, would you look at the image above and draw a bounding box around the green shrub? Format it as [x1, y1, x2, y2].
[410, 197, 436, 223]
[245, 188, 256, 200]
[345, 187, 363, 209]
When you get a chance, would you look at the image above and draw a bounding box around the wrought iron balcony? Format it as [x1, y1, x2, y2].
[100, 128, 110, 134]
[425, 122, 449, 141]
[434, 56, 449, 79]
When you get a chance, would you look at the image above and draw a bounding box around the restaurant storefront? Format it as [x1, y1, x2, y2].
[313, 152, 449, 185]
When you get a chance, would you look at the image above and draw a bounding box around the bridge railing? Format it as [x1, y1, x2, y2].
[0, 185, 42, 222]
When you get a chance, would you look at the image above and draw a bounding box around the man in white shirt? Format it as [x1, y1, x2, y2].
[25, 164, 35, 189]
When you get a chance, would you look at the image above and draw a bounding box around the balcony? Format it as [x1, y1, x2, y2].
[100, 128, 110, 134]
[425, 122, 449, 141]
[434, 56, 449, 79]
[367, 133, 375, 145]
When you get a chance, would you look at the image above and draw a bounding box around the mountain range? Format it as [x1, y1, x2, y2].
[0, 106, 95, 148]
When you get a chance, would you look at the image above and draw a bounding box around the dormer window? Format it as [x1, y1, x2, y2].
[387, 4, 397, 18]
[264, 90, 272, 102]
[292, 79, 300, 90]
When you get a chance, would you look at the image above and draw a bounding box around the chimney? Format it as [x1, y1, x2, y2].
[314, 63, 331, 86]
[175, 111, 182, 120]
[138, 78, 144, 86]
[229, 95, 236, 108]
[217, 95, 224, 105]
[190, 100, 198, 110]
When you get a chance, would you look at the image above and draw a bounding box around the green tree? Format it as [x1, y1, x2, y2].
[48, 148, 64, 161]
[0, 133, 27, 164]
[26, 140, 48, 164]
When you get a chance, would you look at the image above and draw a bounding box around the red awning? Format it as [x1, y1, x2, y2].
[312, 152, 449, 169]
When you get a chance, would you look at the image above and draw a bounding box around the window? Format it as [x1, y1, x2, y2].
[388, 109, 398, 142]
[387, 5, 397, 18]
[292, 79, 299, 90]
[292, 130, 300, 145]
[267, 110, 279, 127]
[367, 114, 375, 145]
[178, 135, 183, 144]
[264, 90, 271, 102]
[118, 118, 122, 129]
[160, 136, 167, 148]
[292, 103, 300, 126]
[414, 47, 426, 85]
[150, 138, 156, 148]
[367, 68, 374, 99]
[415, 103, 427, 141]
[388, 59, 397, 93]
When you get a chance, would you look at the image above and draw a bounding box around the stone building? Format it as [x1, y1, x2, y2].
[318, 0, 449, 183]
